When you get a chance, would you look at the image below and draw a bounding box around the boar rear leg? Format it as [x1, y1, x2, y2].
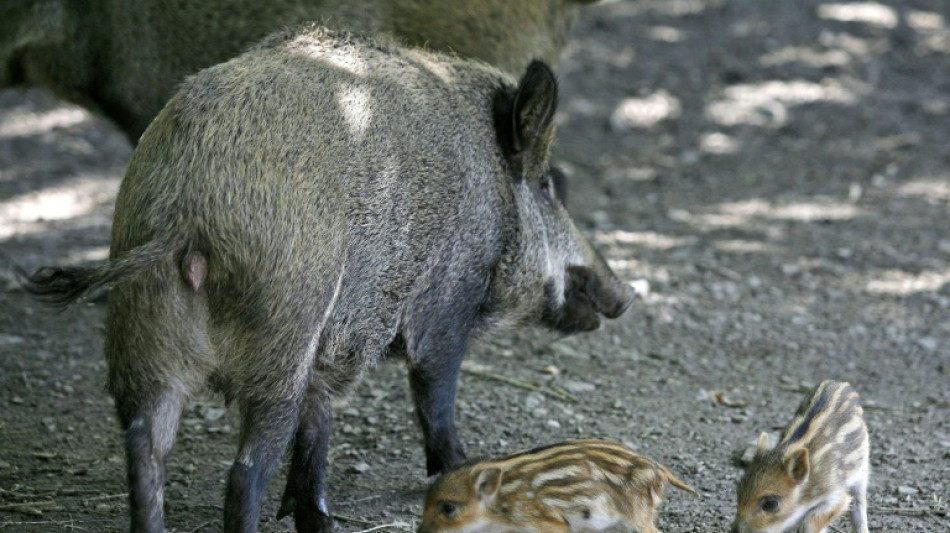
[225, 397, 300, 533]
[115, 387, 185, 533]
[278, 391, 333, 533]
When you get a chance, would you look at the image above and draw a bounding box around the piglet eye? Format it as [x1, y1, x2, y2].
[760, 496, 780, 513]
[439, 501, 458, 517]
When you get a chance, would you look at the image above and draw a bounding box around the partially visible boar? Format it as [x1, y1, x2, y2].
[1, 0, 597, 141]
[22, 26, 635, 533]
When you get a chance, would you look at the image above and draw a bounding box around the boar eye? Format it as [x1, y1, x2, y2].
[538, 174, 554, 199]
[760, 496, 781, 513]
[439, 501, 459, 517]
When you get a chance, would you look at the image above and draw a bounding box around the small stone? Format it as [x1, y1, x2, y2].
[365, 416, 378, 425]
[349, 462, 371, 474]
[550, 343, 589, 360]
[781, 263, 801, 277]
[836, 247, 852, 259]
[61, 384, 74, 394]
[11, 396, 24, 404]
[531, 407, 549, 418]
[541, 365, 560, 377]
[525, 393, 544, 410]
[897, 486, 919, 496]
[546, 420, 561, 429]
[917, 337, 938, 352]
[560, 380, 596, 393]
[342, 407, 360, 417]
[0, 334, 25, 346]
[628, 278, 651, 298]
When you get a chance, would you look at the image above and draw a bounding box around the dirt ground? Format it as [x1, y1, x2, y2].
[1, 0, 948, 531]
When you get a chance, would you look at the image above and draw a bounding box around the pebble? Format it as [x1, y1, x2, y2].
[560, 379, 596, 393]
[349, 462, 371, 474]
[0, 334, 25, 346]
[629, 278, 651, 298]
[917, 337, 938, 352]
[546, 420, 561, 429]
[897, 485, 919, 496]
[525, 393, 544, 410]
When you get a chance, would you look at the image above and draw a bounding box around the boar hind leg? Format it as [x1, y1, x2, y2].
[225, 396, 301, 533]
[278, 390, 333, 533]
[115, 387, 185, 533]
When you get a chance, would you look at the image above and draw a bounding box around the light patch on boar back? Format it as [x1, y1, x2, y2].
[289, 33, 368, 75]
[338, 85, 373, 138]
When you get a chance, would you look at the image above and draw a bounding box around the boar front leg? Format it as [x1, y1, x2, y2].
[408, 346, 468, 476]
[406, 289, 484, 476]
[278, 391, 333, 533]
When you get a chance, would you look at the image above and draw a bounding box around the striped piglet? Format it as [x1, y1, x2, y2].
[732, 380, 870, 533]
[418, 439, 696, 533]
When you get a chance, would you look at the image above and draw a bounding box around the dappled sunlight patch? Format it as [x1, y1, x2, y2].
[0, 107, 90, 139]
[337, 85, 373, 139]
[699, 132, 740, 155]
[816, 3, 898, 29]
[66, 246, 110, 263]
[645, 26, 686, 43]
[0, 174, 119, 239]
[906, 10, 950, 54]
[595, 230, 698, 250]
[864, 268, 950, 296]
[712, 239, 777, 254]
[907, 10, 945, 32]
[669, 197, 864, 230]
[896, 177, 950, 203]
[706, 79, 858, 127]
[759, 46, 852, 68]
[610, 90, 681, 131]
[292, 34, 368, 75]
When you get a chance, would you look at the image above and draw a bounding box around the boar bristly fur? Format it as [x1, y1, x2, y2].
[21, 27, 634, 533]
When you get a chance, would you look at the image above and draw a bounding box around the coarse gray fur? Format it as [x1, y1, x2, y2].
[22, 26, 634, 533]
[1, 0, 598, 141]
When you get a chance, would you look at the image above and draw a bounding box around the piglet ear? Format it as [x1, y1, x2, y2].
[475, 468, 503, 501]
[756, 432, 771, 454]
[511, 60, 557, 153]
[785, 448, 810, 484]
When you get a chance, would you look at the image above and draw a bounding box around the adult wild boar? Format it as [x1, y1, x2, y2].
[1, 0, 598, 141]
[22, 27, 635, 533]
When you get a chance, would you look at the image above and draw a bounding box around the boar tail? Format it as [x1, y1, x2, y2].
[18, 238, 178, 307]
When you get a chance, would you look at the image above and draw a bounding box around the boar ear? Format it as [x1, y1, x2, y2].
[756, 432, 771, 454]
[784, 448, 809, 484]
[474, 468, 502, 501]
[511, 60, 557, 153]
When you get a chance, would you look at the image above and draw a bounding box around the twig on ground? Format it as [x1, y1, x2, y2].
[332, 514, 376, 525]
[871, 505, 947, 516]
[186, 519, 218, 533]
[461, 368, 576, 402]
[346, 522, 411, 533]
